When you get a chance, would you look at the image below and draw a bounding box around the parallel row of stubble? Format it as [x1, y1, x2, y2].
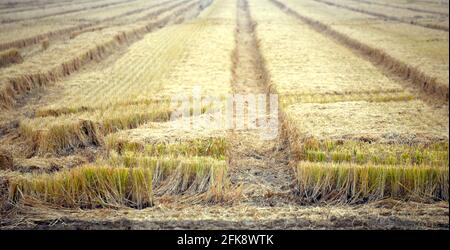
[0, 0, 210, 109]
[0, 0, 182, 50]
[8, 0, 236, 208]
[272, 0, 449, 102]
[295, 161, 448, 203]
[351, 0, 449, 17]
[311, 0, 449, 31]
[9, 156, 228, 209]
[107, 140, 229, 201]
[249, 0, 449, 203]
[19, 101, 174, 155]
[17, 0, 231, 157]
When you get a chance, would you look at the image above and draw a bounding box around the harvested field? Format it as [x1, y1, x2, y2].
[272, 0, 449, 101]
[0, 0, 448, 230]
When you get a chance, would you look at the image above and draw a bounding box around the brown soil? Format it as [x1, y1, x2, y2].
[0, 149, 13, 170]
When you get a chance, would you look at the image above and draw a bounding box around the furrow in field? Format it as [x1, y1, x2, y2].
[227, 0, 294, 205]
[0, 0, 138, 24]
[271, 0, 449, 102]
[0, 0, 210, 110]
[311, 0, 448, 31]
[251, 0, 449, 203]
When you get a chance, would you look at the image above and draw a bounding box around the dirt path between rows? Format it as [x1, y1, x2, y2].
[227, 0, 295, 206]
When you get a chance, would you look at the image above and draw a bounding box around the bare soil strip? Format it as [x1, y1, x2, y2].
[271, 0, 448, 103]
[312, 0, 448, 32]
[228, 0, 294, 206]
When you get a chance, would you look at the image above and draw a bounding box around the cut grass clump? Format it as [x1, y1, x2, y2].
[9, 165, 154, 209]
[106, 136, 228, 159]
[22, 99, 217, 155]
[108, 154, 229, 201]
[0, 48, 23, 68]
[8, 156, 229, 208]
[0, 149, 13, 170]
[301, 139, 449, 167]
[19, 103, 174, 155]
[296, 161, 449, 203]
